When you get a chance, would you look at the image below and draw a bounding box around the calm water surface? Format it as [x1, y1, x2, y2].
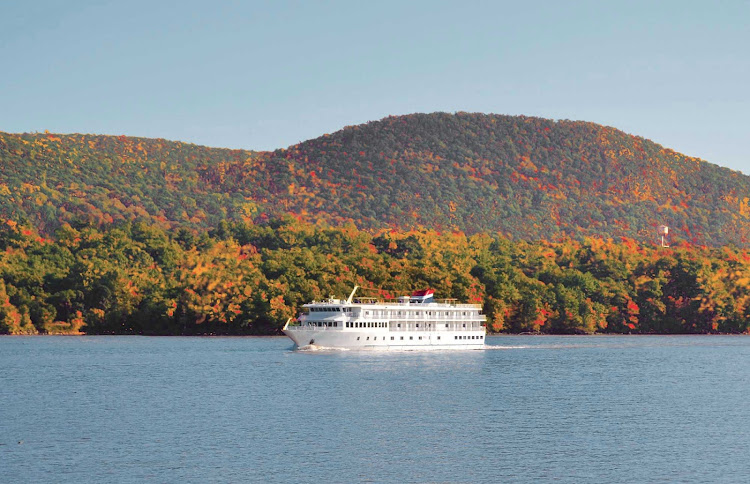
[2, 335, 749, 483]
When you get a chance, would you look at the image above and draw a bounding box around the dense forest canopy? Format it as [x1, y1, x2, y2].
[2, 113, 750, 335]
[2, 217, 750, 335]
[2, 112, 749, 246]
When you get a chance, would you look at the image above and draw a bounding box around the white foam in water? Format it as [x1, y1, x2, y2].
[481, 344, 533, 350]
[296, 344, 351, 352]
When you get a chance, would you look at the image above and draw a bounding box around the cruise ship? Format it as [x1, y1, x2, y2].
[283, 287, 486, 350]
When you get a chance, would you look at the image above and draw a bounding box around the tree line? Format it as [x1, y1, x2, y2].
[2, 217, 749, 335]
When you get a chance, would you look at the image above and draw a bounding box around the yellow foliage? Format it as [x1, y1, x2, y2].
[740, 197, 750, 219]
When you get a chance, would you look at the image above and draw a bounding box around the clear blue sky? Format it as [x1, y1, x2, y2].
[1, 1, 748, 172]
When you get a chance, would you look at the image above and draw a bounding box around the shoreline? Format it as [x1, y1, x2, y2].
[2, 332, 748, 338]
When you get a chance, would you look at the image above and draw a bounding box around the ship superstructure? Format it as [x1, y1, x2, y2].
[283, 287, 486, 349]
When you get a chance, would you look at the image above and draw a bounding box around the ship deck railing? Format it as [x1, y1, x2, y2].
[286, 322, 337, 331]
[308, 299, 482, 308]
[385, 314, 485, 319]
[354, 300, 482, 308]
[388, 326, 485, 331]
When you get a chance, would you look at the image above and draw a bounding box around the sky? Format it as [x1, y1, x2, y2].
[1, 0, 748, 173]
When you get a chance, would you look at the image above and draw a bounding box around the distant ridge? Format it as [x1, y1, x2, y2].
[1, 112, 749, 246]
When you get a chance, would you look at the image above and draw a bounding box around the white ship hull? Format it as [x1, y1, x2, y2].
[284, 327, 486, 350]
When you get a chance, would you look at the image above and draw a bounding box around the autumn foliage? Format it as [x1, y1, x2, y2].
[2, 112, 750, 246]
[3, 113, 750, 335]
[1, 217, 749, 335]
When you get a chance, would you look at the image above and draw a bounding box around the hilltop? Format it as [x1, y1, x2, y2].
[1, 112, 749, 246]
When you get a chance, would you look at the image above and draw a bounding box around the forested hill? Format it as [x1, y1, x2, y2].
[2, 112, 749, 246]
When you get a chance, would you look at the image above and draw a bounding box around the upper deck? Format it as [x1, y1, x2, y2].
[300, 295, 484, 323]
[304, 287, 479, 310]
[304, 298, 482, 310]
[290, 287, 485, 331]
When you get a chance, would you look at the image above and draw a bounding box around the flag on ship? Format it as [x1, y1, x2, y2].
[410, 289, 435, 304]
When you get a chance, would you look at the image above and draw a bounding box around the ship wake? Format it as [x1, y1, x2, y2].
[295, 344, 351, 352]
[482, 345, 532, 350]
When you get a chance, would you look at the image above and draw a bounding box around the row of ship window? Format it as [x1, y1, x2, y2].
[347, 322, 387, 328]
[308, 321, 474, 329]
[364, 310, 475, 318]
[308, 307, 478, 318]
[309, 307, 354, 313]
[354, 335, 485, 341]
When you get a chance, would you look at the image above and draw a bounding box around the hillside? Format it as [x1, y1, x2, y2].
[2, 113, 749, 245]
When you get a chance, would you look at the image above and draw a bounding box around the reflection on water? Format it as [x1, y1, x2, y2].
[2, 335, 749, 483]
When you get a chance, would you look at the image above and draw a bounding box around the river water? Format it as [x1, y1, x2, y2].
[2, 335, 749, 483]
